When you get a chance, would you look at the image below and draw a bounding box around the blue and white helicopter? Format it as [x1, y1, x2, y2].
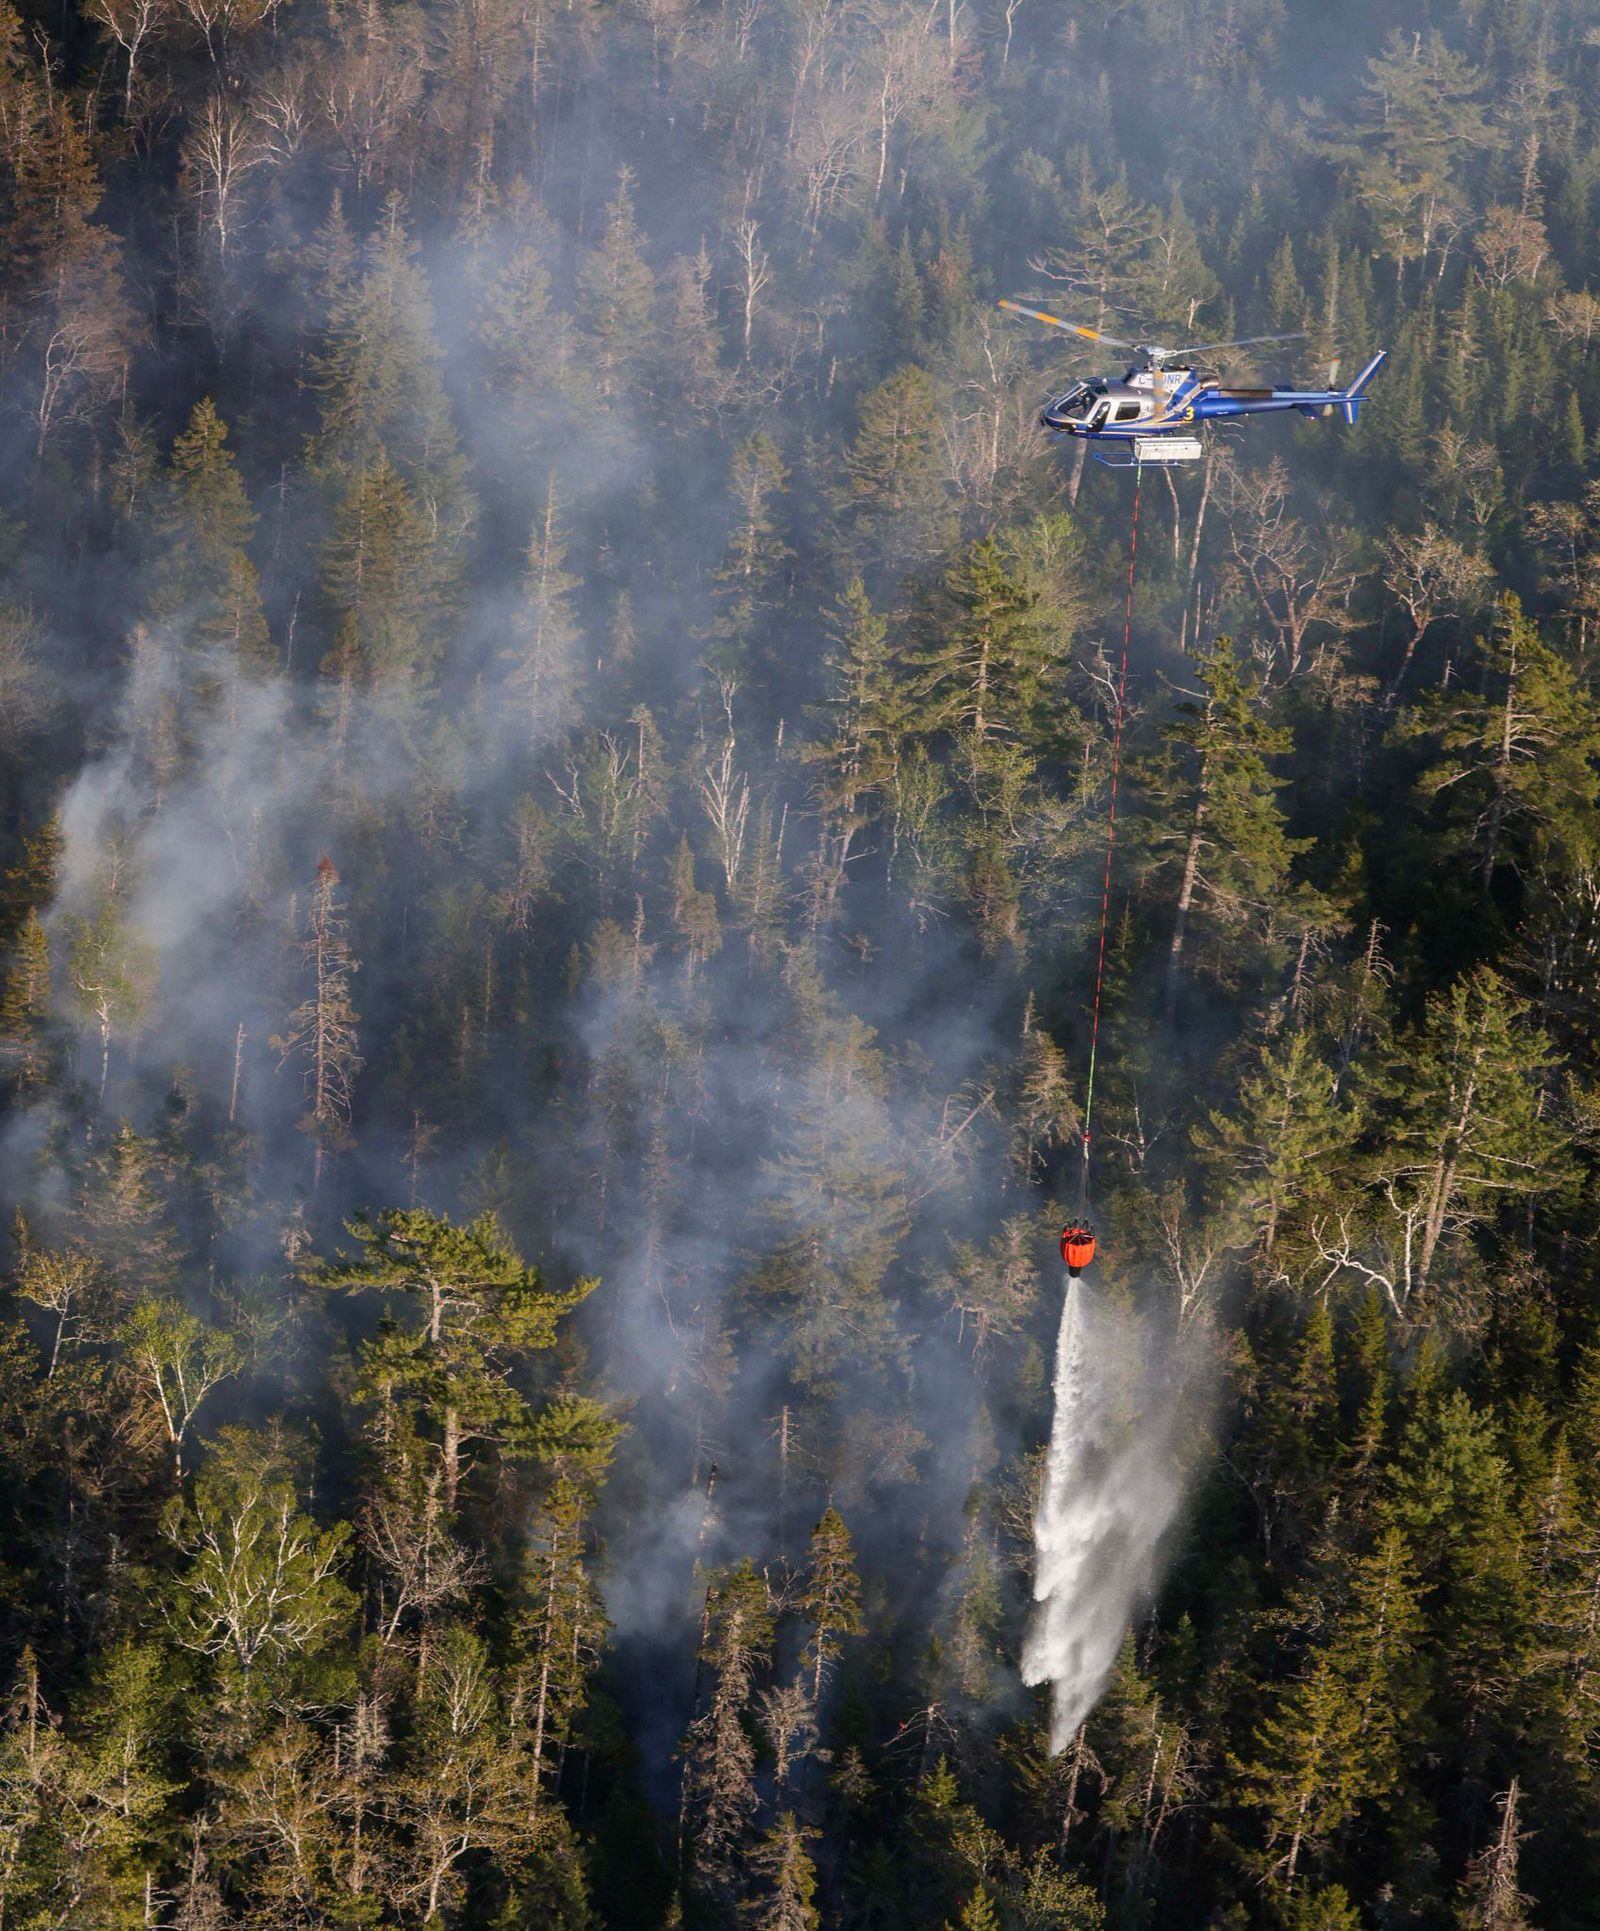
[999, 299, 1386, 467]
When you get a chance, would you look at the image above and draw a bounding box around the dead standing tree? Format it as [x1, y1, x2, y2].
[1218, 457, 1362, 681]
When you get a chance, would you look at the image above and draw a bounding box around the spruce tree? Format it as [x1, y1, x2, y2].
[576, 170, 656, 404]
[0, 908, 52, 1090]
[272, 857, 363, 1190]
[1136, 636, 1306, 1021]
[148, 397, 271, 666]
[841, 364, 953, 568]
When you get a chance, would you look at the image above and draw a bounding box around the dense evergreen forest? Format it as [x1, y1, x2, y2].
[2, 0, 1600, 1921]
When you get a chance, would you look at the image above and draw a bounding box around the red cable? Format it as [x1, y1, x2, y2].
[1077, 473, 1141, 1201]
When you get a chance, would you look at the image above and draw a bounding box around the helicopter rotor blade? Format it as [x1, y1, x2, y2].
[1161, 330, 1309, 359]
[997, 299, 1138, 352]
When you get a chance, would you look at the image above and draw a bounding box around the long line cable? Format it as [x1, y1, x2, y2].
[1075, 469, 1142, 1211]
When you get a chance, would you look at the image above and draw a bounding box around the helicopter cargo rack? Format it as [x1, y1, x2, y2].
[1091, 436, 1204, 468]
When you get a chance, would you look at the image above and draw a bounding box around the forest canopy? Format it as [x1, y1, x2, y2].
[0, 0, 1597, 1925]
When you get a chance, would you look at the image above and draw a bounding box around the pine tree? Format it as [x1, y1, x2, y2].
[314, 1206, 589, 1510]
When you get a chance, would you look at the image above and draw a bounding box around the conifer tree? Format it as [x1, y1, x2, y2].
[670, 835, 723, 974]
[149, 398, 271, 666]
[0, 908, 52, 1090]
[1137, 636, 1305, 1021]
[748, 1035, 908, 1395]
[505, 475, 581, 741]
[803, 577, 906, 926]
[577, 170, 656, 403]
[319, 453, 436, 697]
[842, 364, 953, 567]
[682, 1559, 773, 1906]
[710, 433, 791, 678]
[0, 819, 60, 951]
[273, 857, 363, 1190]
[912, 535, 1063, 781]
[515, 1393, 622, 1807]
[314, 1206, 588, 1509]
[73, 1122, 180, 1298]
[311, 197, 471, 551]
[747, 1813, 821, 1931]
[1192, 1029, 1352, 1260]
[1404, 595, 1600, 898]
[801, 1506, 863, 1709]
[1367, 967, 1570, 1291]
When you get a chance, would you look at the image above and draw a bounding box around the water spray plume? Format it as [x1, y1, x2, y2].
[1023, 1280, 1189, 1751]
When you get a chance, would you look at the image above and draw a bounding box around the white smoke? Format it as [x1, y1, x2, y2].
[1022, 1279, 1192, 1750]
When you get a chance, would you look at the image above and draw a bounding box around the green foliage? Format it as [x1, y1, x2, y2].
[148, 398, 272, 666]
[6, 0, 1600, 1923]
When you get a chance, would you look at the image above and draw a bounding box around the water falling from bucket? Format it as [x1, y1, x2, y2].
[1022, 1279, 1190, 1750]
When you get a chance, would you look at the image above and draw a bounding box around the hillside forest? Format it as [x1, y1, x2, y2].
[1, 0, 1600, 1924]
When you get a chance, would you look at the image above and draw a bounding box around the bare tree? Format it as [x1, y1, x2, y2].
[85, 0, 175, 114]
[1219, 459, 1362, 679]
[699, 681, 752, 896]
[182, 93, 269, 267]
[1381, 522, 1493, 698]
[731, 218, 771, 360]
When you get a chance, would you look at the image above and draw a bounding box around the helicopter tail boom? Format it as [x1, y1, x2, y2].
[1338, 349, 1387, 424]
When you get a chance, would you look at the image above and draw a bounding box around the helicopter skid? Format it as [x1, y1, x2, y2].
[1091, 436, 1204, 468]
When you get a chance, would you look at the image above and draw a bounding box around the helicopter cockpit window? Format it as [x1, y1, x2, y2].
[1113, 401, 1143, 423]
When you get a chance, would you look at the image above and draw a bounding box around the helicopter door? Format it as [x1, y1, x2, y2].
[1086, 397, 1113, 428]
[1112, 401, 1143, 423]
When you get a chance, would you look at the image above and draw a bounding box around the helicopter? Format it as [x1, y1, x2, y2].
[998, 299, 1386, 467]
